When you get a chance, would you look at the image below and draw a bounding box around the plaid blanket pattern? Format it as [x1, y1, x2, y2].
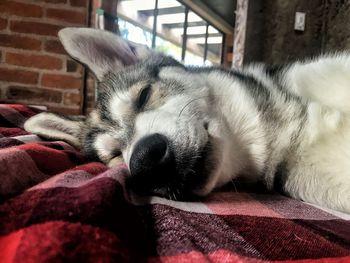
[0, 104, 349, 263]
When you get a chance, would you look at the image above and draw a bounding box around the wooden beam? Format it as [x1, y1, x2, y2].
[227, 52, 233, 62]
[187, 33, 222, 38]
[203, 23, 209, 62]
[139, 6, 185, 16]
[178, 0, 235, 34]
[164, 21, 207, 28]
[101, 0, 119, 33]
[232, 0, 249, 68]
[181, 7, 189, 62]
[151, 0, 158, 48]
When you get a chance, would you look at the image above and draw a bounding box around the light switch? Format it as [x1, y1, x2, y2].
[294, 12, 306, 31]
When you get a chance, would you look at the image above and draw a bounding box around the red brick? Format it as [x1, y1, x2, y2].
[0, 1, 43, 18]
[70, 0, 88, 7]
[85, 71, 96, 110]
[49, 106, 81, 115]
[6, 86, 62, 103]
[6, 52, 63, 70]
[64, 92, 81, 105]
[0, 67, 38, 84]
[44, 39, 66, 54]
[0, 34, 41, 50]
[46, 8, 86, 25]
[41, 74, 82, 89]
[0, 17, 7, 30]
[10, 21, 62, 36]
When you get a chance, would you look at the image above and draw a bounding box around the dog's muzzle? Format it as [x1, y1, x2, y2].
[129, 133, 176, 187]
[126, 133, 211, 200]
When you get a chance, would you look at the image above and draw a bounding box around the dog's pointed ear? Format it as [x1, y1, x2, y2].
[24, 112, 85, 148]
[58, 27, 151, 80]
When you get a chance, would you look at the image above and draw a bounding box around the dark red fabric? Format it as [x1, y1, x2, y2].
[0, 104, 349, 263]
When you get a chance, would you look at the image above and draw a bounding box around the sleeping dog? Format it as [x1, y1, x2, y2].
[25, 28, 350, 213]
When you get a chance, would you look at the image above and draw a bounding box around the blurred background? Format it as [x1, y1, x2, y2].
[0, 0, 349, 115]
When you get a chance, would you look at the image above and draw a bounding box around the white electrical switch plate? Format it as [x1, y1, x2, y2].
[294, 12, 306, 31]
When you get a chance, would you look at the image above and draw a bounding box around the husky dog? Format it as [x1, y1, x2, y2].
[25, 28, 350, 213]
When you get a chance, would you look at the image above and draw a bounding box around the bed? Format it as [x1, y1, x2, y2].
[1, 103, 349, 263]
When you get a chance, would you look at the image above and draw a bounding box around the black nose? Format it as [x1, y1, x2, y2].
[129, 133, 176, 190]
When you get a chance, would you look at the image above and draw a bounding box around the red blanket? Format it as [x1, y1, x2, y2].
[0, 104, 349, 263]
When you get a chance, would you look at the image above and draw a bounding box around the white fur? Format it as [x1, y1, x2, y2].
[280, 54, 350, 213]
[109, 90, 133, 122]
[24, 113, 81, 147]
[94, 133, 120, 162]
[286, 54, 350, 113]
[24, 27, 350, 213]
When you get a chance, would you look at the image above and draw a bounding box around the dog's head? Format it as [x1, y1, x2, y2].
[25, 28, 245, 200]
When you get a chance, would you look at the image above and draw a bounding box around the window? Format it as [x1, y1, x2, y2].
[116, 0, 223, 66]
[119, 18, 153, 47]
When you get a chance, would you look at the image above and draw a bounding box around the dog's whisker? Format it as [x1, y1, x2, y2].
[177, 94, 225, 119]
[173, 191, 178, 201]
[231, 180, 238, 193]
[148, 113, 160, 131]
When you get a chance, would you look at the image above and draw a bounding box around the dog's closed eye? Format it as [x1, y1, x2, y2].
[112, 149, 122, 158]
[137, 84, 152, 110]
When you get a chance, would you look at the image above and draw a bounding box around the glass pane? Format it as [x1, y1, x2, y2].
[154, 37, 182, 62]
[118, 18, 153, 47]
[119, 0, 181, 10]
[185, 51, 204, 66]
[181, 11, 204, 65]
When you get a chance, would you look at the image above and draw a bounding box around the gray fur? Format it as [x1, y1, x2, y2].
[25, 28, 350, 213]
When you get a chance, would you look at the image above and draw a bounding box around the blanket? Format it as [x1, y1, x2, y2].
[0, 104, 349, 263]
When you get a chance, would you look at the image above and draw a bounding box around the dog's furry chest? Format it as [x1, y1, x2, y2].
[209, 65, 350, 200]
[260, 94, 308, 190]
[205, 67, 311, 190]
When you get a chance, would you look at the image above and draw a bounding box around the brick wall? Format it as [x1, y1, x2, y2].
[84, 0, 101, 114]
[0, 0, 89, 115]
